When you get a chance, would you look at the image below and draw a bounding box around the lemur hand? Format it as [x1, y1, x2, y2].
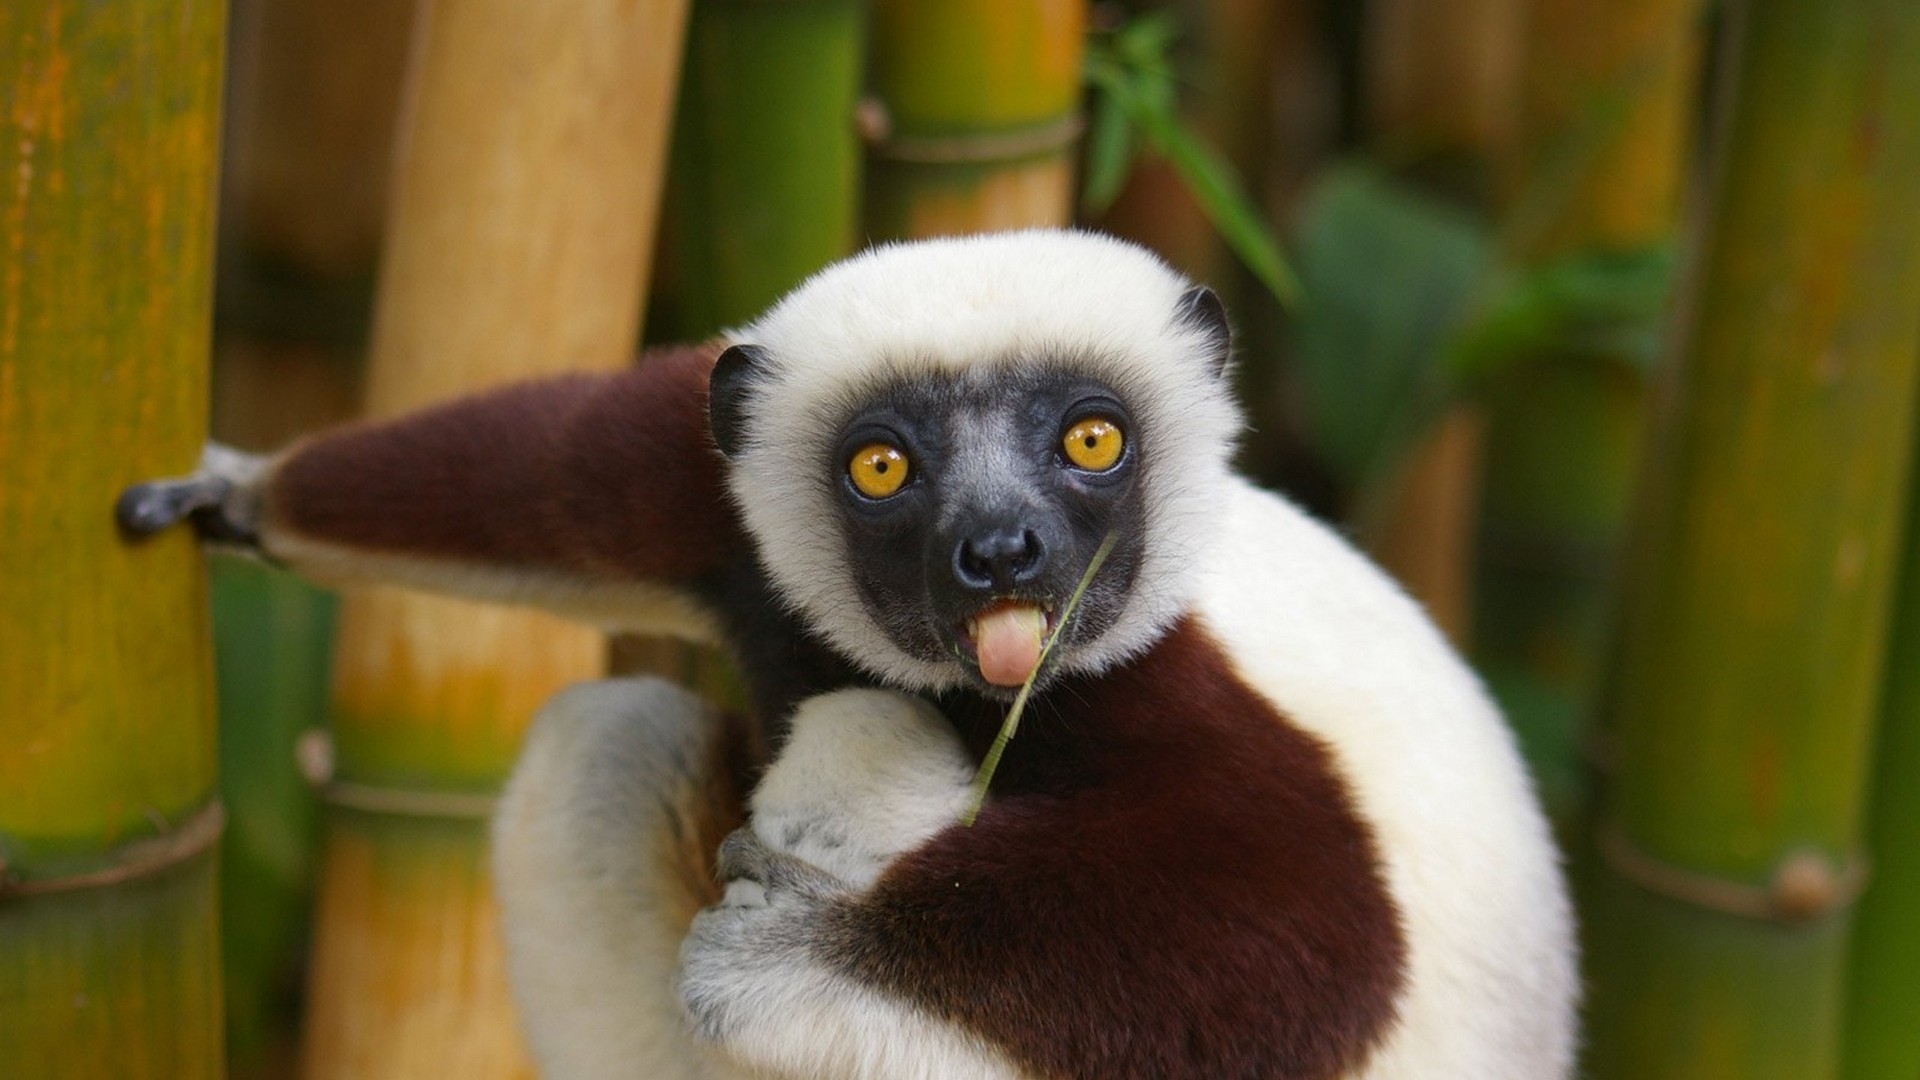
[116, 443, 270, 550]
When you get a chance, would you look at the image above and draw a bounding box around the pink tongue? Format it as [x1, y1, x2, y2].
[972, 604, 1047, 687]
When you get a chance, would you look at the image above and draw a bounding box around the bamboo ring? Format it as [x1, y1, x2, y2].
[1597, 822, 1870, 923]
[0, 800, 225, 899]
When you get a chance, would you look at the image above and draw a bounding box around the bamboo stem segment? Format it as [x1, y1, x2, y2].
[863, 0, 1085, 238]
[1472, 0, 1703, 817]
[1588, 1, 1920, 1074]
[0, 0, 227, 1074]
[300, 1, 690, 1074]
[653, 0, 865, 339]
[1842, 367, 1920, 1080]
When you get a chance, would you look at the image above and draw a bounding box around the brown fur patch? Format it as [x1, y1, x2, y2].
[269, 343, 745, 581]
[839, 617, 1408, 1080]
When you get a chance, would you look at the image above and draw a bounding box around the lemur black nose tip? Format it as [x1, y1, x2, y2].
[954, 528, 1045, 591]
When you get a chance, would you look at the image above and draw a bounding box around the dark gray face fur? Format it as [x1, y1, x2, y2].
[826, 365, 1147, 695]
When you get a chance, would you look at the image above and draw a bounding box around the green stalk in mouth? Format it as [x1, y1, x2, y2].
[959, 532, 1118, 826]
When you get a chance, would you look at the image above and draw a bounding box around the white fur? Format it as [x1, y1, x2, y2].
[493, 679, 751, 1080]
[1194, 480, 1578, 1079]
[747, 689, 975, 887]
[679, 689, 1027, 1080]
[724, 230, 1240, 692]
[268, 532, 723, 642]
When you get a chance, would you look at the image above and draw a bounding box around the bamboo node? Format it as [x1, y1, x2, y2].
[0, 801, 225, 899]
[864, 114, 1085, 165]
[1599, 824, 1870, 923]
[299, 733, 499, 818]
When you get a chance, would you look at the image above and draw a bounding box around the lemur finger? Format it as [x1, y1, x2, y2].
[116, 443, 269, 548]
[116, 475, 229, 537]
[716, 828, 840, 897]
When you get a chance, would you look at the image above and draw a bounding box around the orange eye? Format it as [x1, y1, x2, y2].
[1062, 417, 1124, 471]
[849, 443, 910, 498]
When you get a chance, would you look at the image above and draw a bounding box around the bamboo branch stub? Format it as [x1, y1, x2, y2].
[863, 0, 1084, 239]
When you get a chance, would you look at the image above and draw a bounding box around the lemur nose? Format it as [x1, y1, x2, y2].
[954, 528, 1045, 592]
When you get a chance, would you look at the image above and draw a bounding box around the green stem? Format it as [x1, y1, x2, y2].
[1588, 1, 1920, 1075]
[0, 0, 227, 1072]
[962, 533, 1118, 825]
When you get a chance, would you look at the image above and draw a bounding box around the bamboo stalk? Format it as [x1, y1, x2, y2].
[654, 0, 865, 340]
[300, 1, 690, 1075]
[1364, 0, 1521, 203]
[863, 0, 1085, 238]
[1473, 0, 1703, 816]
[210, 559, 335, 1080]
[213, 4, 415, 1073]
[629, 0, 866, 697]
[1587, 1, 1920, 1074]
[0, 0, 227, 1075]
[1842, 368, 1920, 1080]
[1355, 0, 1523, 642]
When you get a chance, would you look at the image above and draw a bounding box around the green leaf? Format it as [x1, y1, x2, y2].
[1080, 11, 1299, 307]
[1446, 245, 1677, 386]
[1139, 106, 1301, 305]
[1081, 82, 1136, 216]
[1287, 163, 1492, 484]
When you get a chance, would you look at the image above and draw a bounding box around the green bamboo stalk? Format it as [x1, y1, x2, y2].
[863, 0, 1085, 238]
[1587, 2, 1920, 1075]
[0, 0, 227, 1075]
[653, 0, 865, 340]
[1473, 0, 1703, 820]
[209, 560, 334, 1078]
[1843, 367, 1920, 1080]
[630, 0, 866, 702]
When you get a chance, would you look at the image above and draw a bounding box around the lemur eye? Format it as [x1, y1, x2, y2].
[1062, 417, 1125, 472]
[849, 443, 911, 498]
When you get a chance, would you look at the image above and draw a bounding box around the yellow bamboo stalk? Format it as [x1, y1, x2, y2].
[0, 0, 227, 1075]
[1356, 0, 1522, 641]
[1366, 0, 1522, 196]
[863, 0, 1085, 237]
[300, 1, 689, 1075]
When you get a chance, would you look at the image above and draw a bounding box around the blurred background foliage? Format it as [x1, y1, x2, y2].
[5, 0, 1919, 1076]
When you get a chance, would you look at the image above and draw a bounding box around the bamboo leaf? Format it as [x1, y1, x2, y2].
[1447, 245, 1677, 385]
[1081, 83, 1136, 216]
[1288, 164, 1490, 483]
[1082, 13, 1300, 305]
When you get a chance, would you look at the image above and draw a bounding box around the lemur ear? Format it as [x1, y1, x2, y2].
[1174, 286, 1231, 378]
[709, 344, 770, 459]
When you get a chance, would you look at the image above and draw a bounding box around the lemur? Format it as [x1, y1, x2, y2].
[123, 230, 1577, 1080]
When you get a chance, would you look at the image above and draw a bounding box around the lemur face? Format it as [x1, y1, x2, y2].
[709, 231, 1242, 694]
[825, 366, 1149, 695]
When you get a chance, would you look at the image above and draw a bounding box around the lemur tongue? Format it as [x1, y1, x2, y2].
[969, 603, 1048, 687]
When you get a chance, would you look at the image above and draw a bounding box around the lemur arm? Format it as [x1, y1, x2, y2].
[120, 343, 745, 639]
